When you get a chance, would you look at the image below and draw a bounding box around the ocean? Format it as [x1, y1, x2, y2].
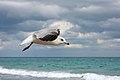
[0, 57, 120, 80]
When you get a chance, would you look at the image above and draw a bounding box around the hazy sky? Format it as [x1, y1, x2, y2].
[0, 0, 120, 57]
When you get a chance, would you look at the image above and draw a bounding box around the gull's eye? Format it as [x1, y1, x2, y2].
[61, 39, 64, 41]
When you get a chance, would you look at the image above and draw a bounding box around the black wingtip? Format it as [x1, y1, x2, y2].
[57, 29, 60, 35]
[57, 29, 60, 31]
[22, 47, 28, 52]
[22, 42, 33, 52]
[22, 48, 26, 52]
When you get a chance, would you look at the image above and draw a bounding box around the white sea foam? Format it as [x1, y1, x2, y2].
[0, 66, 120, 80]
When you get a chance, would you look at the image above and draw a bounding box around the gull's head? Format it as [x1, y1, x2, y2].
[58, 37, 70, 45]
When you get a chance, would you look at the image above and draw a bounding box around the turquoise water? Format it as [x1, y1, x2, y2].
[0, 57, 120, 80]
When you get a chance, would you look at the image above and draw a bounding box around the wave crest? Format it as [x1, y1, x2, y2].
[0, 66, 120, 80]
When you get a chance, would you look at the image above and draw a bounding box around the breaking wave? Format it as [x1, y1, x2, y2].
[0, 66, 120, 80]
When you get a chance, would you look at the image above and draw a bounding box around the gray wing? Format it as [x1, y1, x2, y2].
[39, 29, 60, 41]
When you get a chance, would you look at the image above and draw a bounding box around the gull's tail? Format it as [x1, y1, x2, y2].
[20, 33, 37, 46]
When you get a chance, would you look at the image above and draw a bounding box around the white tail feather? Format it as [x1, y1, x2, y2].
[20, 34, 36, 45]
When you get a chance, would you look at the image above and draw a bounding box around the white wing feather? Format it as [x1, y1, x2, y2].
[35, 28, 58, 38]
[20, 28, 59, 45]
[20, 34, 36, 45]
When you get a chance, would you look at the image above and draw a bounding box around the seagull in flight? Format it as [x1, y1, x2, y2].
[20, 29, 70, 51]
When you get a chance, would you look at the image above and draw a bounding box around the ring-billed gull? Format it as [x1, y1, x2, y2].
[20, 29, 69, 51]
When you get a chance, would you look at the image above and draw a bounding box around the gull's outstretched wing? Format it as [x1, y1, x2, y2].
[20, 34, 36, 45]
[39, 29, 60, 41]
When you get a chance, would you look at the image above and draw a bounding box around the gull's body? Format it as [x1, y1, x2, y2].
[20, 29, 69, 51]
[33, 37, 63, 45]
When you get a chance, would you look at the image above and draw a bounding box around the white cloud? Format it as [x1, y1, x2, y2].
[68, 31, 105, 39]
[0, 39, 3, 49]
[0, 39, 21, 50]
[0, 31, 32, 50]
[0, 1, 68, 18]
[97, 39, 120, 44]
[65, 44, 88, 48]
[17, 31, 33, 39]
[48, 21, 74, 34]
[78, 32, 101, 39]
[0, 31, 32, 41]
[76, 5, 102, 13]
[101, 18, 120, 30]
[74, 1, 120, 21]
[113, 0, 120, 7]
[97, 38, 120, 48]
